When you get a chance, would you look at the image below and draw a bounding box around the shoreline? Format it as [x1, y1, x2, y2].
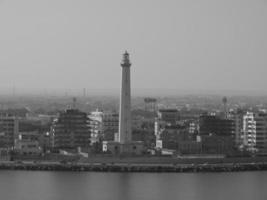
[1, 161, 267, 173]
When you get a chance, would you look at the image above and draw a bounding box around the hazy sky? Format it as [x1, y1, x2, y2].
[0, 0, 267, 94]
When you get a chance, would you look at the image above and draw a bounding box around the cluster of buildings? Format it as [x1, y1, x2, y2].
[0, 51, 143, 157]
[154, 105, 267, 156]
[0, 52, 267, 159]
[51, 52, 144, 155]
[0, 109, 51, 158]
[89, 109, 118, 143]
[50, 107, 119, 153]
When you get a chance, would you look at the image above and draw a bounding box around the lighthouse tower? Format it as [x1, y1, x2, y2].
[102, 51, 144, 155]
[118, 51, 132, 143]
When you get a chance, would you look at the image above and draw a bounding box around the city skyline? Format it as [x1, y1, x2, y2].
[0, 1, 267, 200]
[0, 0, 267, 93]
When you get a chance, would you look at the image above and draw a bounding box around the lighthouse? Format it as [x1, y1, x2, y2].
[118, 51, 132, 143]
[102, 51, 144, 155]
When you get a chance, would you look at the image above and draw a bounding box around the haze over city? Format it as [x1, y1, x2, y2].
[0, 0, 267, 95]
[1, 1, 267, 200]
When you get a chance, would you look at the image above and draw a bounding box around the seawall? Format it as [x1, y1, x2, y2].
[1, 162, 267, 173]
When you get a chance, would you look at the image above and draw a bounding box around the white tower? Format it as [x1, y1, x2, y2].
[118, 51, 132, 143]
[102, 51, 144, 155]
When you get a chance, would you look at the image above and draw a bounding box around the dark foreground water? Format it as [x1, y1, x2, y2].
[0, 171, 267, 200]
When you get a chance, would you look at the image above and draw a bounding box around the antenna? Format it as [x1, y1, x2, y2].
[73, 97, 77, 109]
[12, 84, 16, 97]
[83, 88, 86, 98]
[144, 98, 157, 115]
[222, 96, 228, 118]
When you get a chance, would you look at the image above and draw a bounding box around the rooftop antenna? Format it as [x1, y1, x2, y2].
[12, 84, 16, 97]
[83, 88, 86, 98]
[222, 96, 228, 118]
[144, 98, 157, 114]
[72, 97, 77, 109]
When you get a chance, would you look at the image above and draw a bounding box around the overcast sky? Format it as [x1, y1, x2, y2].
[0, 0, 267, 94]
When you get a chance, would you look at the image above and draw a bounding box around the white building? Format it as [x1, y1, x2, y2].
[242, 112, 256, 151]
[154, 118, 166, 149]
[89, 110, 119, 144]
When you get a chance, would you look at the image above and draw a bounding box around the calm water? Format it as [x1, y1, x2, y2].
[0, 171, 267, 200]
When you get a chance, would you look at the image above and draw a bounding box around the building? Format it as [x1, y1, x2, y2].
[15, 131, 40, 155]
[38, 131, 52, 153]
[14, 139, 41, 155]
[233, 109, 244, 148]
[89, 110, 119, 143]
[178, 141, 202, 154]
[0, 113, 19, 148]
[188, 121, 198, 140]
[199, 114, 235, 154]
[0, 108, 29, 118]
[18, 131, 39, 141]
[154, 118, 168, 149]
[0, 148, 10, 161]
[155, 117, 190, 150]
[154, 109, 185, 151]
[160, 126, 187, 150]
[144, 98, 157, 113]
[240, 112, 267, 154]
[200, 135, 234, 154]
[254, 113, 267, 154]
[132, 128, 155, 148]
[157, 109, 179, 125]
[103, 51, 144, 155]
[242, 112, 256, 151]
[199, 115, 235, 137]
[52, 109, 91, 150]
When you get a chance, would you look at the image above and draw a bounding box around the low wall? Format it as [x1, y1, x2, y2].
[1, 161, 267, 173]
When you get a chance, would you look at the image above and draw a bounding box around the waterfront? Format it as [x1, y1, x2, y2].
[0, 171, 267, 200]
[3, 155, 267, 173]
[2, 161, 267, 173]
